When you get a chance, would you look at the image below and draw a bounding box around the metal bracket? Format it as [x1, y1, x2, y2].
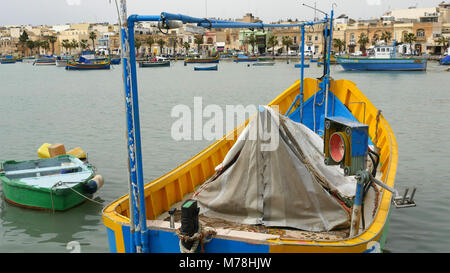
[393, 187, 416, 208]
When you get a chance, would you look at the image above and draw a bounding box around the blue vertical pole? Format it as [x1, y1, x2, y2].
[119, 0, 140, 253]
[324, 10, 333, 119]
[299, 25, 305, 123]
[127, 18, 150, 253]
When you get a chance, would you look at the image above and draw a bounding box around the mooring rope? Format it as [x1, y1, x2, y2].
[49, 181, 103, 213]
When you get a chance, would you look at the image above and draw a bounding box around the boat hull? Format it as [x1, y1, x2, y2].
[184, 57, 219, 64]
[102, 78, 397, 253]
[253, 62, 275, 66]
[0, 155, 95, 211]
[66, 61, 111, 70]
[139, 61, 170, 67]
[194, 65, 218, 71]
[337, 57, 427, 71]
[234, 57, 258, 62]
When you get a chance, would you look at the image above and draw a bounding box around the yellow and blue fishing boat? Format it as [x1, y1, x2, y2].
[103, 4, 416, 253]
[65, 56, 111, 70]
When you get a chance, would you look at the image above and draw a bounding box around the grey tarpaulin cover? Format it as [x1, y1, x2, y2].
[196, 106, 356, 232]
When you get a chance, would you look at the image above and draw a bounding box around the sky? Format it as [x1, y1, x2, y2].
[0, 0, 446, 26]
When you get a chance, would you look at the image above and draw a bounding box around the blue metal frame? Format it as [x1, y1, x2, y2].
[119, 6, 334, 252]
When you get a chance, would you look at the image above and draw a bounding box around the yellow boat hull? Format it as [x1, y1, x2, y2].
[102, 78, 397, 253]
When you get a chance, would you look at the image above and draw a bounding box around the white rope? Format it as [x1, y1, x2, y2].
[176, 223, 216, 253]
[49, 181, 104, 213]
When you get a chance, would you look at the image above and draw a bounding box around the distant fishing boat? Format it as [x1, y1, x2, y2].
[0, 155, 103, 211]
[194, 65, 218, 71]
[234, 55, 258, 62]
[294, 63, 310, 68]
[22, 56, 36, 63]
[310, 58, 318, 63]
[337, 44, 427, 71]
[318, 55, 338, 65]
[184, 55, 219, 64]
[0, 57, 16, 64]
[253, 61, 275, 66]
[65, 56, 111, 70]
[110, 56, 121, 65]
[139, 60, 170, 67]
[33, 57, 56, 66]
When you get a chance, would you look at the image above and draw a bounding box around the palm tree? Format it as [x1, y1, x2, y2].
[332, 38, 345, 54]
[61, 39, 71, 55]
[266, 35, 278, 58]
[194, 35, 203, 54]
[381, 31, 392, 44]
[247, 33, 257, 55]
[89, 31, 97, 51]
[135, 38, 142, 55]
[80, 39, 89, 51]
[41, 40, 50, 55]
[404, 33, 416, 55]
[281, 36, 293, 54]
[357, 33, 369, 53]
[156, 38, 165, 56]
[183, 42, 190, 54]
[25, 40, 35, 56]
[47, 35, 57, 55]
[436, 36, 449, 54]
[71, 39, 79, 54]
[145, 36, 155, 55]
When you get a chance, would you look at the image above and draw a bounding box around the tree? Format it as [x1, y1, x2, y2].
[156, 38, 165, 55]
[71, 39, 79, 54]
[381, 31, 392, 44]
[18, 30, 29, 56]
[135, 38, 142, 54]
[89, 31, 97, 51]
[145, 35, 155, 55]
[80, 39, 89, 51]
[332, 38, 345, 54]
[61, 39, 71, 54]
[281, 36, 293, 54]
[436, 36, 449, 54]
[47, 35, 57, 55]
[194, 35, 203, 53]
[266, 34, 278, 57]
[41, 40, 50, 55]
[357, 33, 369, 53]
[25, 40, 36, 56]
[183, 42, 190, 54]
[247, 33, 257, 55]
[404, 33, 416, 55]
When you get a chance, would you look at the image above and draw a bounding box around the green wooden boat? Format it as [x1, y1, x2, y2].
[0, 155, 103, 211]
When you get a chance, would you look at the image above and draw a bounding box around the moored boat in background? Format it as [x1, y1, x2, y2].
[184, 55, 219, 64]
[65, 56, 111, 70]
[194, 64, 218, 71]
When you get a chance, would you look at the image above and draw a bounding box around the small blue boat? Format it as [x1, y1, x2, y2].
[440, 56, 450, 65]
[294, 63, 310, 68]
[194, 65, 218, 71]
[110, 56, 121, 65]
[1, 55, 16, 64]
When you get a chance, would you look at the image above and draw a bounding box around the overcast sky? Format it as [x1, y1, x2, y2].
[0, 0, 445, 26]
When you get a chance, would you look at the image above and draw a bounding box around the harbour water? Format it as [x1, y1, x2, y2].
[0, 60, 449, 252]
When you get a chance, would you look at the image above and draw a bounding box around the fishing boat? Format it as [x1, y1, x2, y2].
[22, 56, 36, 63]
[56, 59, 68, 67]
[253, 61, 275, 66]
[103, 5, 416, 253]
[194, 65, 218, 71]
[65, 56, 111, 70]
[294, 63, 310, 68]
[139, 60, 170, 67]
[184, 55, 219, 64]
[440, 56, 450, 65]
[337, 44, 427, 71]
[110, 56, 121, 65]
[0, 155, 104, 211]
[318, 55, 338, 65]
[234, 55, 258, 62]
[0, 57, 16, 64]
[33, 57, 56, 65]
[310, 58, 318, 63]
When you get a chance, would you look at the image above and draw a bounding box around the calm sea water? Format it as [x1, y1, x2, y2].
[0, 59, 448, 253]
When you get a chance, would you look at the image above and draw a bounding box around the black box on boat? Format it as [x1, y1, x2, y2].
[180, 199, 200, 250]
[323, 116, 368, 176]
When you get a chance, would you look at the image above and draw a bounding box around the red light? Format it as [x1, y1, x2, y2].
[330, 132, 345, 163]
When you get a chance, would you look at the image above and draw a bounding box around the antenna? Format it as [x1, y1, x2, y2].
[302, 3, 328, 17]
